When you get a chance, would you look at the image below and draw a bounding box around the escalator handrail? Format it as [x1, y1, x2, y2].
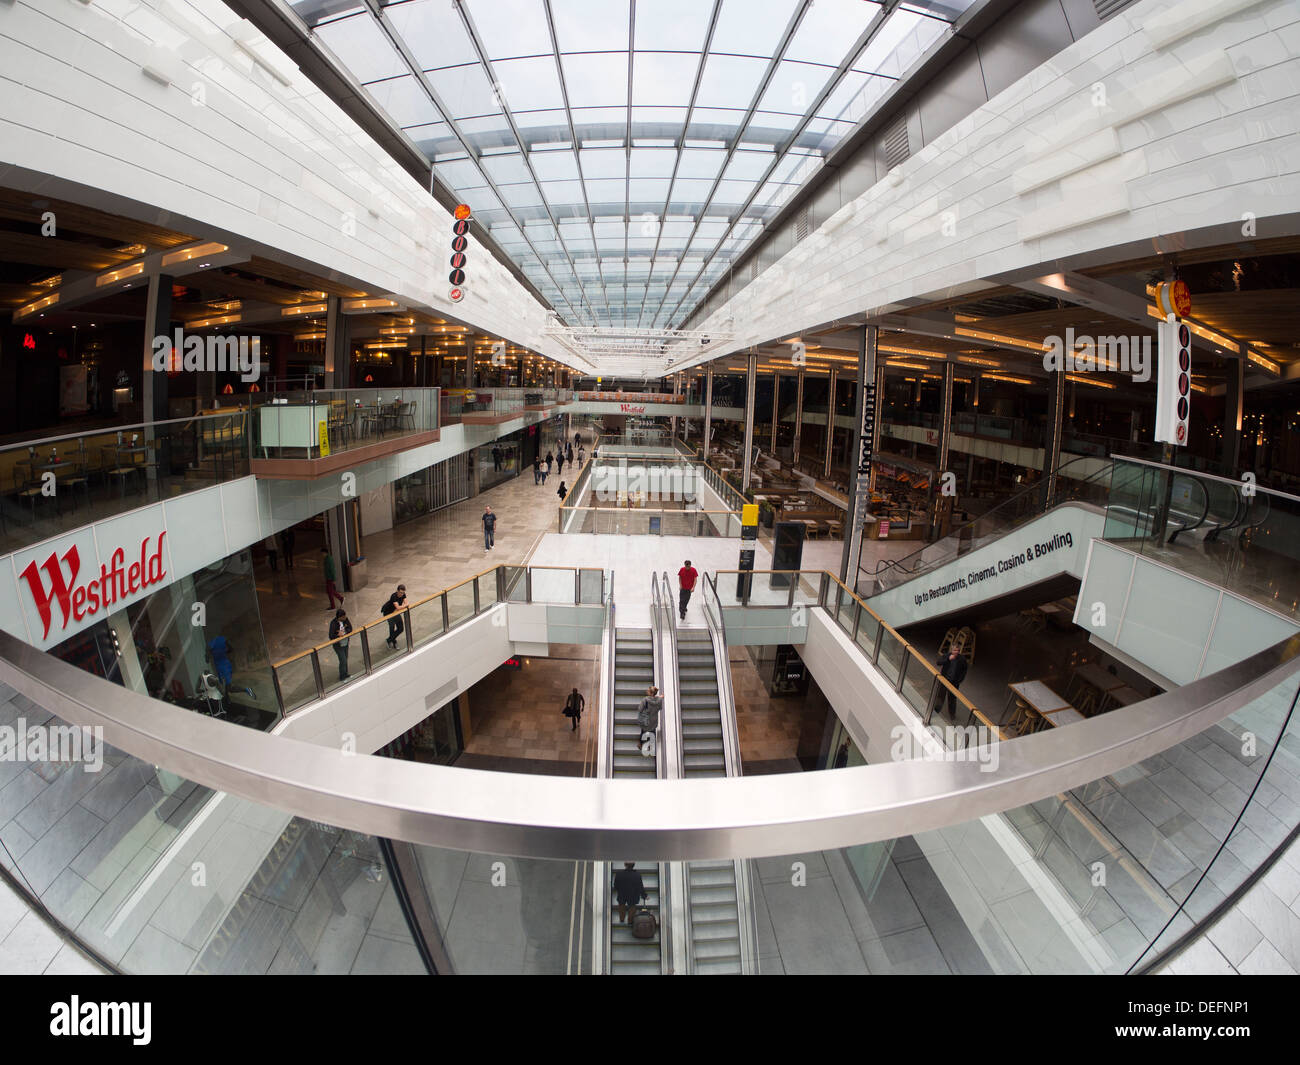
[866, 456, 1114, 584]
[701, 575, 760, 975]
[593, 587, 616, 974]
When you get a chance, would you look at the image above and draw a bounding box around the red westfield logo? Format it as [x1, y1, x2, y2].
[19, 533, 168, 639]
[619, 403, 646, 414]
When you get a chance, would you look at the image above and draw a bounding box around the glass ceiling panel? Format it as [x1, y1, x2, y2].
[493, 55, 566, 111]
[552, 0, 630, 52]
[632, 53, 701, 107]
[464, 0, 553, 60]
[306, 0, 963, 327]
[785, 0, 881, 64]
[710, 0, 799, 57]
[315, 14, 407, 82]
[388, 0, 478, 69]
[696, 54, 770, 110]
[633, 0, 715, 51]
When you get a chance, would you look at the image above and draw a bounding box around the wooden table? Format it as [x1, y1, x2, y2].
[1039, 706, 1085, 727]
[1074, 662, 1127, 693]
[1107, 685, 1144, 707]
[1008, 680, 1071, 715]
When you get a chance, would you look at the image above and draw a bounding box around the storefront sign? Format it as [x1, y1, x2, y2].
[619, 403, 646, 414]
[19, 533, 168, 640]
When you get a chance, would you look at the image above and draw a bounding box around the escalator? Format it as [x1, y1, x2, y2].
[668, 573, 758, 974]
[676, 633, 727, 777]
[594, 584, 668, 973]
[862, 458, 1114, 629]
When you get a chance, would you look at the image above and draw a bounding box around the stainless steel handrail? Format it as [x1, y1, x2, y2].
[701, 575, 759, 974]
[1112, 453, 1300, 504]
[2, 624, 1296, 861]
[593, 584, 616, 975]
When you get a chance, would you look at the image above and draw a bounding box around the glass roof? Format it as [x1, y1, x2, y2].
[293, 0, 974, 328]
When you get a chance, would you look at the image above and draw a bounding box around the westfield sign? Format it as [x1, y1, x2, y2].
[619, 403, 646, 414]
[20, 533, 168, 640]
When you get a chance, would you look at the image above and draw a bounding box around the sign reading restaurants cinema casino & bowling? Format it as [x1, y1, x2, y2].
[10, 517, 174, 650]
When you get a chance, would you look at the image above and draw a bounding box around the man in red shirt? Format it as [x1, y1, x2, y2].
[677, 559, 699, 622]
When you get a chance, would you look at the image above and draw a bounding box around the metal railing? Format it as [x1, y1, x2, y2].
[708, 568, 1005, 742]
[271, 564, 606, 715]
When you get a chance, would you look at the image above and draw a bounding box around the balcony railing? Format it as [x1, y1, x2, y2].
[271, 564, 608, 713]
[0, 409, 250, 557]
[708, 568, 1002, 740]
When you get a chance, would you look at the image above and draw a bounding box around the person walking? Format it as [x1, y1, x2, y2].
[577, 446, 585, 466]
[482, 505, 497, 551]
[322, 547, 344, 610]
[565, 441, 573, 464]
[612, 862, 646, 925]
[532, 456, 542, 485]
[562, 687, 585, 732]
[935, 647, 968, 718]
[555, 450, 565, 477]
[263, 535, 278, 572]
[382, 584, 407, 649]
[636, 684, 662, 757]
[492, 444, 502, 472]
[279, 526, 296, 570]
[677, 559, 699, 622]
[545, 450, 554, 475]
[556, 480, 568, 503]
[328, 608, 352, 681]
[539, 463, 549, 485]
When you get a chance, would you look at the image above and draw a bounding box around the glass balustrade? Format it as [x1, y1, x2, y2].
[0, 410, 251, 556]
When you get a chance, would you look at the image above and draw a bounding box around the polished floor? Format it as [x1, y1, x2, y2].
[461, 645, 600, 768]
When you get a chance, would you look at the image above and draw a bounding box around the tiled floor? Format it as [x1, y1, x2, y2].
[463, 645, 600, 766]
[1158, 831, 1300, 974]
[0, 877, 105, 974]
[729, 647, 833, 770]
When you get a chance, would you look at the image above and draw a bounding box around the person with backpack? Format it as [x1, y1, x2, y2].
[328, 608, 352, 681]
[382, 584, 407, 649]
[556, 480, 568, 503]
[636, 685, 662, 757]
[482, 505, 497, 550]
[322, 547, 344, 611]
[612, 862, 647, 925]
[562, 687, 585, 732]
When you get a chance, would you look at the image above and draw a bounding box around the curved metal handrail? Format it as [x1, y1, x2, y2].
[1, 625, 1296, 861]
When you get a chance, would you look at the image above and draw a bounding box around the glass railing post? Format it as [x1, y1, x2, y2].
[922, 674, 938, 726]
[473, 577, 481, 614]
[360, 628, 373, 674]
[495, 565, 505, 602]
[441, 592, 450, 632]
[309, 652, 325, 701]
[526, 569, 533, 602]
[402, 607, 413, 652]
[271, 667, 287, 718]
[851, 601, 861, 642]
